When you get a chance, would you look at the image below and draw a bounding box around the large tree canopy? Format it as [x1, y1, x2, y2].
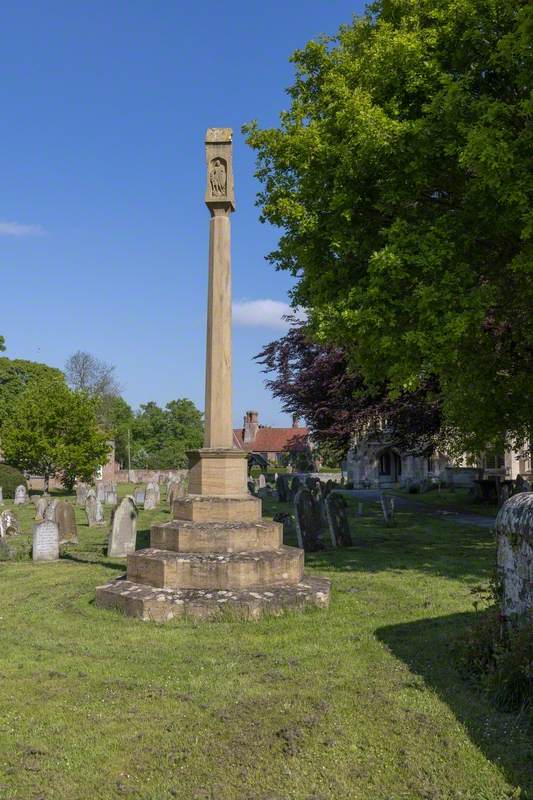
[131, 399, 204, 469]
[257, 323, 442, 460]
[0, 357, 65, 431]
[245, 0, 533, 454]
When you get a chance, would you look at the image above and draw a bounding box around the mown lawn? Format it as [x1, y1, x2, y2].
[0, 488, 530, 800]
[390, 486, 499, 517]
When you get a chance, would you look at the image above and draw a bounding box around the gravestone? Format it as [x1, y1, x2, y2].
[324, 480, 335, 498]
[96, 483, 106, 503]
[247, 479, 256, 496]
[379, 492, 395, 526]
[0, 487, 3, 505]
[76, 482, 88, 507]
[144, 483, 158, 510]
[45, 499, 59, 522]
[276, 474, 288, 503]
[289, 476, 301, 502]
[56, 501, 78, 544]
[496, 493, 533, 619]
[85, 493, 104, 528]
[105, 489, 118, 506]
[305, 476, 318, 492]
[294, 488, 324, 552]
[515, 474, 531, 494]
[35, 496, 49, 522]
[32, 520, 59, 562]
[14, 485, 28, 505]
[325, 493, 352, 547]
[258, 474, 266, 489]
[134, 489, 145, 506]
[108, 496, 138, 558]
[0, 510, 20, 538]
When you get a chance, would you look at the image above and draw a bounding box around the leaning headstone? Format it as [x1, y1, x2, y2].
[379, 492, 395, 526]
[35, 495, 49, 522]
[76, 482, 88, 507]
[144, 483, 158, 510]
[85, 494, 103, 528]
[45, 499, 59, 522]
[32, 520, 59, 562]
[496, 493, 533, 619]
[14, 485, 28, 505]
[325, 493, 352, 547]
[55, 501, 78, 544]
[0, 510, 20, 538]
[108, 496, 138, 558]
[294, 488, 324, 552]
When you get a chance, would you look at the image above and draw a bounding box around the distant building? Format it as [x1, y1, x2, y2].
[233, 410, 310, 465]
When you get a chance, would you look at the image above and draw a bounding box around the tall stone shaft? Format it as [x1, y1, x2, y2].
[203, 128, 235, 449]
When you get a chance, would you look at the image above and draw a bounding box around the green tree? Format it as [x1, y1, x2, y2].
[99, 395, 134, 466]
[131, 399, 203, 469]
[1, 376, 110, 490]
[0, 357, 65, 430]
[245, 0, 533, 455]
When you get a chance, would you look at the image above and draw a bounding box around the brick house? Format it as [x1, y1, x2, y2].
[233, 411, 310, 465]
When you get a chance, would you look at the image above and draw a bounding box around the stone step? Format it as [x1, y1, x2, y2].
[173, 494, 261, 523]
[95, 575, 331, 622]
[127, 546, 304, 591]
[150, 519, 282, 553]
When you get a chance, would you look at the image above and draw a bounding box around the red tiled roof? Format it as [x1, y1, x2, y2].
[233, 426, 309, 453]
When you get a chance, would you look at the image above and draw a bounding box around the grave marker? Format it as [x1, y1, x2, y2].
[294, 488, 324, 551]
[56, 500, 78, 544]
[108, 496, 138, 558]
[325, 493, 352, 547]
[0, 510, 20, 538]
[14, 485, 28, 505]
[33, 520, 59, 562]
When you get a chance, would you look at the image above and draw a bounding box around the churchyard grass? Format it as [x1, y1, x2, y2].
[390, 486, 499, 517]
[0, 490, 530, 799]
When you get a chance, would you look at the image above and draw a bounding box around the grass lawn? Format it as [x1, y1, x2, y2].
[389, 486, 499, 518]
[0, 488, 530, 800]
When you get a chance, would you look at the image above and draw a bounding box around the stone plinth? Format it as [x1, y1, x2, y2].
[173, 494, 261, 523]
[150, 519, 283, 553]
[188, 448, 248, 495]
[496, 492, 533, 619]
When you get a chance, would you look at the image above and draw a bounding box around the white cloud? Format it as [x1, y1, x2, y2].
[0, 221, 44, 237]
[233, 299, 306, 329]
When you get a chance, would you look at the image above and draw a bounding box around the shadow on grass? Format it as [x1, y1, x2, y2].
[377, 612, 533, 797]
[60, 551, 126, 572]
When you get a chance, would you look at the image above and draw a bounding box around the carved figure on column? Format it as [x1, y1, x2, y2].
[209, 158, 227, 196]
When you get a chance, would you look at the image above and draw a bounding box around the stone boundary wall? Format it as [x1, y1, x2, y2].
[114, 469, 187, 485]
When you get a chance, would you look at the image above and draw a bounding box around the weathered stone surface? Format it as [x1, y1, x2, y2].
[150, 519, 283, 553]
[294, 488, 324, 551]
[276, 474, 289, 502]
[76, 482, 88, 507]
[144, 483, 158, 511]
[32, 520, 59, 562]
[0, 487, 3, 505]
[496, 492, 533, 618]
[134, 489, 145, 506]
[128, 545, 303, 591]
[35, 495, 49, 522]
[44, 499, 59, 522]
[14, 485, 28, 505]
[108, 496, 137, 558]
[173, 494, 261, 523]
[85, 493, 104, 528]
[55, 501, 78, 544]
[105, 490, 118, 507]
[96, 483, 106, 503]
[95, 575, 331, 622]
[0, 510, 19, 538]
[380, 492, 395, 526]
[325, 493, 352, 547]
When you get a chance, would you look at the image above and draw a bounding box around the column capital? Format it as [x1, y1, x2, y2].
[205, 127, 235, 213]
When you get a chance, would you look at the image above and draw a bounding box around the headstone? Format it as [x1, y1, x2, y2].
[32, 520, 59, 562]
[258, 474, 266, 489]
[357, 502, 364, 517]
[496, 493, 533, 619]
[515, 474, 531, 494]
[379, 492, 395, 526]
[276, 474, 288, 503]
[14, 485, 28, 505]
[134, 489, 145, 506]
[104, 489, 118, 506]
[35, 495, 49, 522]
[325, 493, 352, 547]
[294, 488, 324, 551]
[247, 479, 257, 496]
[45, 499, 59, 522]
[108, 496, 138, 557]
[55, 501, 78, 544]
[0, 487, 3, 505]
[289, 476, 301, 502]
[85, 494, 103, 528]
[144, 483, 158, 510]
[96, 483, 106, 503]
[76, 482, 88, 507]
[0, 510, 20, 538]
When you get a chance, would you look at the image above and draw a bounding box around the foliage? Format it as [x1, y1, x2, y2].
[457, 597, 533, 711]
[257, 323, 442, 459]
[65, 351, 120, 398]
[0, 336, 5, 352]
[0, 464, 27, 499]
[1, 376, 110, 490]
[245, 0, 533, 455]
[131, 399, 203, 469]
[99, 395, 134, 466]
[0, 357, 65, 431]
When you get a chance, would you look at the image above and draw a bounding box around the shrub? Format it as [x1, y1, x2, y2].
[0, 464, 27, 499]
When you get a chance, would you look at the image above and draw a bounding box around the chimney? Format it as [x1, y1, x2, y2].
[292, 415, 300, 429]
[243, 410, 259, 444]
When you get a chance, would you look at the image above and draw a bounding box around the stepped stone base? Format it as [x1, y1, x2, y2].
[128, 546, 303, 590]
[151, 519, 282, 553]
[173, 494, 261, 523]
[95, 575, 331, 621]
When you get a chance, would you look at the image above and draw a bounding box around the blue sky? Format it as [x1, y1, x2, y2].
[0, 0, 364, 427]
